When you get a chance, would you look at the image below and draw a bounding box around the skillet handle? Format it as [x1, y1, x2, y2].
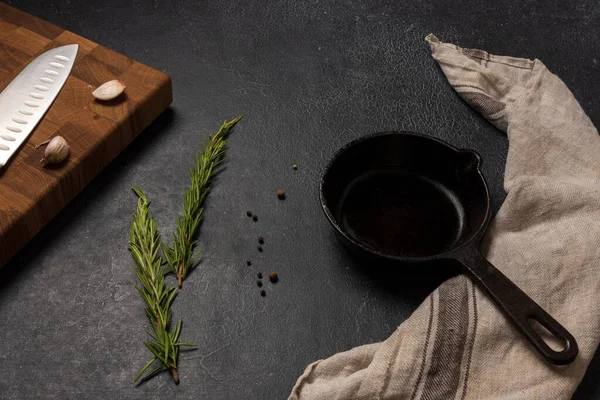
[457, 248, 578, 365]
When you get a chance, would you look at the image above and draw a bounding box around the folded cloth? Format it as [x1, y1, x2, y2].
[289, 34, 600, 400]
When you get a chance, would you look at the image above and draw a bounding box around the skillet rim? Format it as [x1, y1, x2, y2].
[319, 130, 492, 262]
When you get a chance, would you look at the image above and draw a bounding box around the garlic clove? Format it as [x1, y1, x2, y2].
[41, 136, 70, 164]
[92, 80, 126, 101]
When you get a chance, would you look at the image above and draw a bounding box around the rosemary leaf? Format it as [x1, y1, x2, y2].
[130, 188, 194, 384]
[135, 357, 157, 383]
[164, 116, 243, 288]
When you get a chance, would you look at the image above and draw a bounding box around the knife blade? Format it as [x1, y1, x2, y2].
[0, 44, 78, 169]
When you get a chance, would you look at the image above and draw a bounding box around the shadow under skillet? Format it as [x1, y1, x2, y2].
[0, 108, 175, 293]
[341, 243, 461, 307]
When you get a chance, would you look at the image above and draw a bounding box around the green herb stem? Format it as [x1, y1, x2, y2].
[129, 187, 195, 383]
[164, 116, 243, 288]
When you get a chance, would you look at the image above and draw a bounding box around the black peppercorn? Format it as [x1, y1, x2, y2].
[257, 280, 263, 287]
[257, 272, 263, 279]
[260, 290, 266, 297]
[252, 215, 258, 222]
[258, 246, 263, 252]
[247, 260, 252, 266]
[246, 210, 252, 217]
[258, 236, 264, 244]
[269, 272, 279, 283]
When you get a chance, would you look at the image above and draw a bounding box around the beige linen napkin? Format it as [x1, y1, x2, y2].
[289, 34, 600, 400]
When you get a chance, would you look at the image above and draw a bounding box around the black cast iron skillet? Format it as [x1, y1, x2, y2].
[320, 131, 578, 365]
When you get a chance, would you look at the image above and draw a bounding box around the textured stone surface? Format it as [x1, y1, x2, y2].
[0, 0, 598, 398]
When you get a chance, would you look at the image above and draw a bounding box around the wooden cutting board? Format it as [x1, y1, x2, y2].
[0, 3, 173, 268]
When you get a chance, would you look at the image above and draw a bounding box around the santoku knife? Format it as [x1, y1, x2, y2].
[0, 44, 78, 169]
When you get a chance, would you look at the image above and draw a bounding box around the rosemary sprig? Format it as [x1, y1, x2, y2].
[129, 187, 194, 384]
[164, 116, 243, 288]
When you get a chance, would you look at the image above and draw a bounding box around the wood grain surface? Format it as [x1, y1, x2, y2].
[0, 3, 173, 268]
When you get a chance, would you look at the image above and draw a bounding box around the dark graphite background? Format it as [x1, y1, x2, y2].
[1, 1, 599, 399]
